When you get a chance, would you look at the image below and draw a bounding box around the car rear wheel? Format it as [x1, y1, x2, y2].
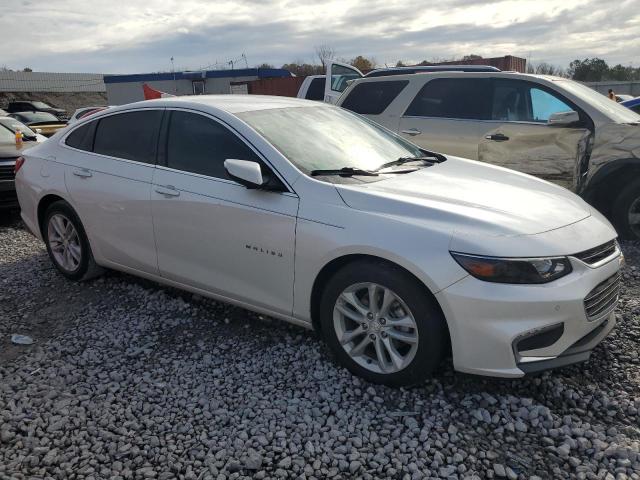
[319, 260, 447, 386]
[44, 201, 103, 281]
[612, 178, 640, 240]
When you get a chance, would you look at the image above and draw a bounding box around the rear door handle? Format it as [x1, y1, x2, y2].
[401, 128, 421, 136]
[72, 168, 92, 178]
[485, 133, 509, 142]
[155, 185, 180, 197]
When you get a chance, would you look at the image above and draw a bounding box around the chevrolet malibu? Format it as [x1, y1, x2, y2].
[15, 96, 622, 386]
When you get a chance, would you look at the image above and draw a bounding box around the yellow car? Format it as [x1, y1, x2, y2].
[8, 111, 67, 137]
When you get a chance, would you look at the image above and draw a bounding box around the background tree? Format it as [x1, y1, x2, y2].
[568, 58, 609, 81]
[23, 67, 33, 72]
[350, 55, 376, 71]
[461, 54, 483, 61]
[314, 45, 335, 69]
[281, 62, 323, 76]
[256, 63, 274, 69]
[395, 60, 406, 67]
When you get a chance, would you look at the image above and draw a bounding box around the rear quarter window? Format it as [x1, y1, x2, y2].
[305, 78, 326, 101]
[341, 80, 409, 115]
[65, 121, 97, 151]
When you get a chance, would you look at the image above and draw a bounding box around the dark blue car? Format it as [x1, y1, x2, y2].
[621, 96, 640, 114]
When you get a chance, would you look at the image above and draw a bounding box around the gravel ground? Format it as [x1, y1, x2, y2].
[0, 214, 639, 480]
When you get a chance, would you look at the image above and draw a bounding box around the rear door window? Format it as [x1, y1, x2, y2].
[165, 111, 260, 180]
[305, 78, 326, 100]
[405, 78, 492, 119]
[341, 80, 409, 115]
[93, 110, 163, 164]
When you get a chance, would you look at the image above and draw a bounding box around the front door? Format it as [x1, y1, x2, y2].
[478, 79, 591, 189]
[151, 110, 298, 316]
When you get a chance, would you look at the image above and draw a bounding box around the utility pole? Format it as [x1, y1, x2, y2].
[229, 60, 234, 70]
[171, 57, 177, 94]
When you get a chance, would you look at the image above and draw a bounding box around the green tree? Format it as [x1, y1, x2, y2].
[568, 58, 609, 81]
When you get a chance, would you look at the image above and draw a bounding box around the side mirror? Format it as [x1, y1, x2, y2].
[548, 110, 580, 127]
[224, 159, 266, 189]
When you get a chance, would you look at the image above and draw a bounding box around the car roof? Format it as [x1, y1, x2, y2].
[365, 65, 500, 77]
[621, 97, 640, 107]
[352, 71, 565, 83]
[111, 95, 323, 115]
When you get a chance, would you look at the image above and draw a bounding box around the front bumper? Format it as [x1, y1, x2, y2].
[436, 251, 622, 377]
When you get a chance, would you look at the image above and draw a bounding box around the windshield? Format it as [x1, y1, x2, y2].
[32, 101, 53, 109]
[555, 79, 640, 123]
[0, 125, 15, 143]
[0, 118, 37, 137]
[15, 112, 58, 123]
[238, 106, 424, 175]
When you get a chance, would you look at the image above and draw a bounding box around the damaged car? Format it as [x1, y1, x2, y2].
[337, 72, 640, 239]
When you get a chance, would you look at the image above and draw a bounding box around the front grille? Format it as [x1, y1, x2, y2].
[573, 240, 617, 265]
[584, 273, 621, 320]
[0, 165, 15, 181]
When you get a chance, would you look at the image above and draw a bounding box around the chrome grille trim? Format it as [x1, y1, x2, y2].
[0, 165, 14, 181]
[573, 240, 617, 266]
[584, 273, 621, 320]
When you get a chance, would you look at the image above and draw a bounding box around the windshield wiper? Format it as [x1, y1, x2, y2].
[310, 167, 379, 177]
[374, 153, 444, 172]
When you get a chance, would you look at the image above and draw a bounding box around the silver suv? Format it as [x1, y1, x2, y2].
[337, 72, 640, 239]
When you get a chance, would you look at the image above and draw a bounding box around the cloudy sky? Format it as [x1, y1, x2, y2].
[1, 0, 639, 73]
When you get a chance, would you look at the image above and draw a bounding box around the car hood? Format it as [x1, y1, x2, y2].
[0, 141, 36, 159]
[335, 156, 591, 236]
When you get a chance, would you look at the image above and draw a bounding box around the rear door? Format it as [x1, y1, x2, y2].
[478, 79, 590, 189]
[62, 109, 162, 274]
[397, 77, 493, 159]
[339, 79, 411, 131]
[324, 61, 363, 104]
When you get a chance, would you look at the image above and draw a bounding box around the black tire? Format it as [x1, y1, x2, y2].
[43, 201, 103, 281]
[612, 178, 640, 240]
[319, 259, 447, 386]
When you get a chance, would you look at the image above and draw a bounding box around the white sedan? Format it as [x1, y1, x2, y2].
[15, 95, 622, 385]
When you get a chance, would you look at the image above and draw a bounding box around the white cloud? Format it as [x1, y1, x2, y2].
[0, 0, 638, 72]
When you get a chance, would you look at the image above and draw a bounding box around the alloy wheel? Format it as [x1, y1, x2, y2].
[333, 282, 419, 374]
[47, 213, 82, 272]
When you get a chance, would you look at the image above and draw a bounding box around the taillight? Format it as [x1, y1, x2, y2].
[14, 156, 25, 174]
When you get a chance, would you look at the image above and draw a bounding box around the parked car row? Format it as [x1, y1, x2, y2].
[0, 116, 42, 208]
[14, 94, 624, 385]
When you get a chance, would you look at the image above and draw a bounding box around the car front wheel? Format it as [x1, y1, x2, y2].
[319, 260, 447, 386]
[612, 178, 640, 240]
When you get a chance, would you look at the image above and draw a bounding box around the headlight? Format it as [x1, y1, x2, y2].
[450, 252, 572, 284]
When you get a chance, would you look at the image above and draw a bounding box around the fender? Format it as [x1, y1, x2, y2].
[580, 157, 640, 203]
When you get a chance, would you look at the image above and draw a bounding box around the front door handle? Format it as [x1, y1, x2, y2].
[401, 128, 421, 136]
[72, 168, 92, 178]
[485, 133, 510, 142]
[155, 185, 180, 197]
